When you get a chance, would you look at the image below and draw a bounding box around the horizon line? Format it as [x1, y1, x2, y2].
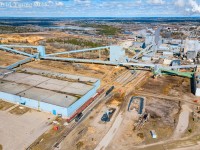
[0, 16, 200, 18]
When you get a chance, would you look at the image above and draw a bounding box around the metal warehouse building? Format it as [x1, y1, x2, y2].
[0, 71, 100, 118]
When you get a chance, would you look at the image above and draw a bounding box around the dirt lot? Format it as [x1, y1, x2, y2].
[0, 100, 55, 150]
[145, 97, 180, 126]
[0, 34, 44, 45]
[133, 124, 200, 150]
[0, 51, 27, 67]
[0, 99, 14, 110]
[9, 105, 31, 115]
[106, 97, 178, 150]
[140, 75, 191, 97]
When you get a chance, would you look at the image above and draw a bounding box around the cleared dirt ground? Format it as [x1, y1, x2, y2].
[0, 51, 27, 67]
[107, 98, 178, 150]
[9, 105, 31, 115]
[140, 75, 191, 97]
[0, 99, 14, 110]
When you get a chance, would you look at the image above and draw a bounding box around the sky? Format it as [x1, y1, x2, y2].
[0, 0, 200, 17]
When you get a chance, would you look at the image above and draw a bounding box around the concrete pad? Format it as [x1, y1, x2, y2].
[43, 93, 77, 107]
[0, 81, 31, 95]
[18, 87, 55, 101]
[69, 82, 92, 89]
[44, 79, 70, 86]
[60, 86, 88, 95]
[3, 73, 30, 82]
[3, 73, 50, 86]
[0, 110, 55, 150]
[17, 74, 50, 86]
[17, 87, 77, 107]
[36, 82, 65, 91]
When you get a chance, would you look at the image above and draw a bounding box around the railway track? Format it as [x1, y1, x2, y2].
[115, 70, 142, 87]
[122, 71, 140, 87]
[115, 70, 131, 84]
[53, 122, 77, 148]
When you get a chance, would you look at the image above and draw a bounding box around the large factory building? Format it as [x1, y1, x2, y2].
[0, 69, 100, 118]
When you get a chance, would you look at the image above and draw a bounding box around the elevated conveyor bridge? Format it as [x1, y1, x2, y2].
[0, 44, 197, 78]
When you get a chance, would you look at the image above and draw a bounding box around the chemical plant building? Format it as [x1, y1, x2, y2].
[0, 71, 100, 118]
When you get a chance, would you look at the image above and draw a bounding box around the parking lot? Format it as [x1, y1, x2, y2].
[0, 100, 55, 150]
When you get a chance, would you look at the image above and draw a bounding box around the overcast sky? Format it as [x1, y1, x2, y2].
[0, 0, 200, 17]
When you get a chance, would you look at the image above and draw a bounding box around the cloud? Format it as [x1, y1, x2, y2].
[74, 0, 91, 7]
[147, 0, 165, 5]
[74, 0, 90, 3]
[56, 1, 64, 6]
[175, 0, 200, 14]
[189, 0, 200, 13]
[135, 0, 142, 5]
[33, 1, 43, 7]
[174, 0, 185, 7]
[0, 0, 21, 1]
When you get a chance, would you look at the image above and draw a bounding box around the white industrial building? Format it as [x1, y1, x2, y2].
[184, 39, 200, 59]
[0, 70, 100, 118]
[195, 73, 200, 96]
